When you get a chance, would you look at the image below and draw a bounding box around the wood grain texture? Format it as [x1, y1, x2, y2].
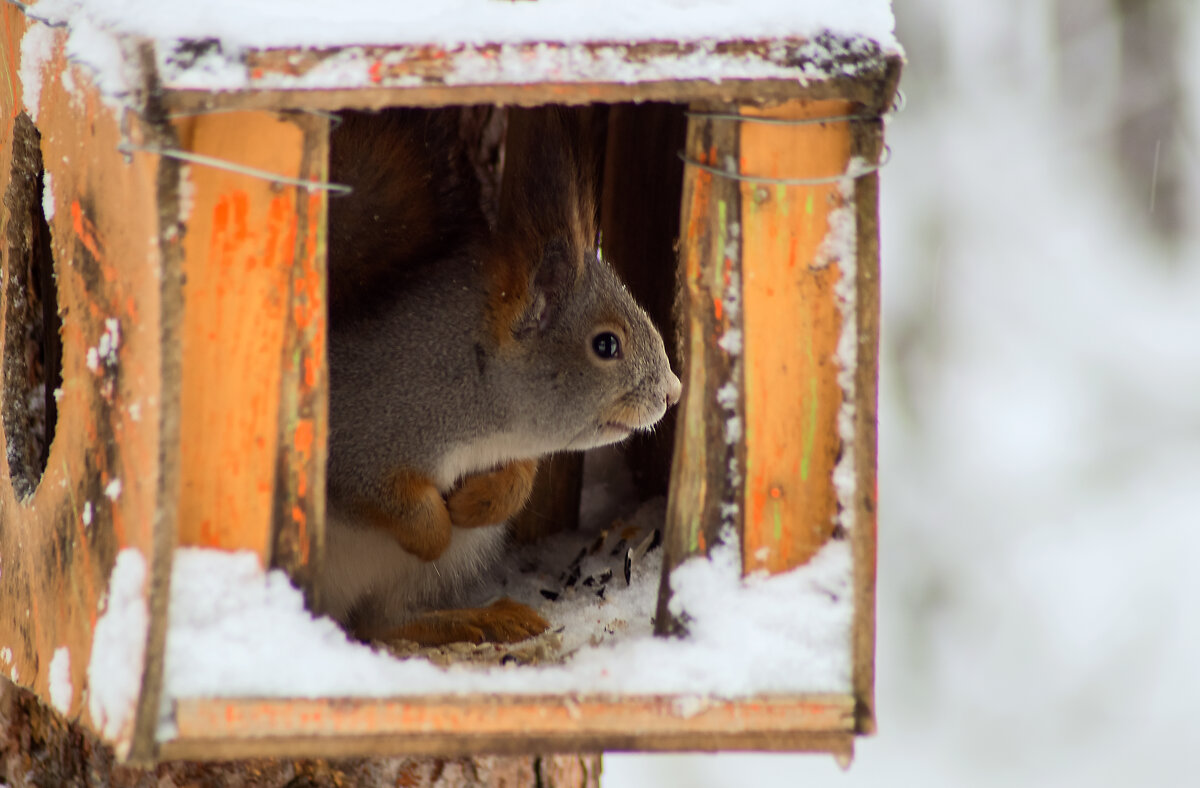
[0, 17, 179, 762]
[738, 99, 852, 575]
[162, 694, 855, 759]
[161, 41, 902, 113]
[268, 112, 329, 600]
[174, 111, 310, 563]
[657, 103, 745, 636]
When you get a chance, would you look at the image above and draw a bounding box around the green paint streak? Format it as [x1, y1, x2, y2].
[773, 500, 784, 542]
[800, 334, 817, 482]
[805, 192, 815, 216]
[776, 184, 789, 216]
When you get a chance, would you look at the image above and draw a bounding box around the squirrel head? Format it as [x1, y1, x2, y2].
[487, 235, 681, 452]
[484, 107, 681, 452]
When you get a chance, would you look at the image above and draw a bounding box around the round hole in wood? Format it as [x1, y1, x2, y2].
[2, 113, 63, 499]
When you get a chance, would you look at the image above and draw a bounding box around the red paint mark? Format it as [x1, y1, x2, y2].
[368, 60, 383, 83]
[70, 201, 105, 265]
[250, 67, 264, 80]
[712, 297, 723, 321]
[293, 419, 314, 459]
[303, 355, 317, 389]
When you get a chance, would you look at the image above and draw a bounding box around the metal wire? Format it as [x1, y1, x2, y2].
[116, 142, 353, 194]
[685, 110, 878, 127]
[2, 0, 67, 27]
[678, 145, 890, 187]
[167, 108, 344, 128]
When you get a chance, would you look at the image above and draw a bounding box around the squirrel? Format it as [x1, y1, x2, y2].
[316, 106, 682, 647]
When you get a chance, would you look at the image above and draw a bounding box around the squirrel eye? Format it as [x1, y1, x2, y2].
[592, 332, 621, 360]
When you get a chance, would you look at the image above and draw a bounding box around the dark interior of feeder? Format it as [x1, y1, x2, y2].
[2, 113, 63, 500]
[319, 102, 687, 661]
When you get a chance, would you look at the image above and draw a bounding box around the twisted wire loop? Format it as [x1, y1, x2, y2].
[116, 143, 354, 193]
[678, 145, 890, 187]
[679, 108, 891, 185]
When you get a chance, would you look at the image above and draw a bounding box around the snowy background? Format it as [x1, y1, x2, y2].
[607, 0, 1200, 786]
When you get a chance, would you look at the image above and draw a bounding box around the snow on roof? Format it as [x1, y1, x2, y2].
[34, 0, 897, 52]
[27, 0, 899, 100]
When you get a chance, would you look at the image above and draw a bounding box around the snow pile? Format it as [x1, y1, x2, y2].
[87, 549, 149, 748]
[48, 647, 72, 714]
[159, 488, 853, 738]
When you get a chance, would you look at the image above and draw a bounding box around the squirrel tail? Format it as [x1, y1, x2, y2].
[327, 108, 487, 325]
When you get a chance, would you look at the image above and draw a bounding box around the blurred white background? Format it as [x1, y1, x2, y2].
[605, 0, 1200, 785]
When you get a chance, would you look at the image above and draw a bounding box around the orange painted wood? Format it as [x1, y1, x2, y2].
[161, 40, 902, 114]
[739, 99, 853, 575]
[169, 694, 855, 750]
[175, 112, 308, 560]
[661, 104, 744, 634]
[0, 14, 179, 761]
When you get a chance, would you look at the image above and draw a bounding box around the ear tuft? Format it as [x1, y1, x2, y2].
[514, 237, 576, 337]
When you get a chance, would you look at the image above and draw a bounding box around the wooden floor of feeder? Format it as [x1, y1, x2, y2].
[160, 694, 856, 761]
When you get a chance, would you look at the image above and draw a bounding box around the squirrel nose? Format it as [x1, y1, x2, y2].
[664, 372, 682, 409]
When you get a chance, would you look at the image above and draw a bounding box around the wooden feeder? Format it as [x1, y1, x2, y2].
[0, 1, 901, 765]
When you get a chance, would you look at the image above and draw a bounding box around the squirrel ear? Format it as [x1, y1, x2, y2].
[515, 238, 577, 337]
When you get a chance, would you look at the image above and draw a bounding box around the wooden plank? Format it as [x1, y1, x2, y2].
[658, 103, 745, 635]
[160, 731, 853, 762]
[848, 108, 890, 738]
[164, 694, 855, 758]
[174, 111, 309, 562]
[0, 16, 178, 761]
[600, 103, 687, 500]
[162, 74, 901, 115]
[738, 99, 852, 575]
[159, 39, 900, 113]
[268, 112, 329, 598]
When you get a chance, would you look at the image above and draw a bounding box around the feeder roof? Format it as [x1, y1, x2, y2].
[25, 0, 900, 103]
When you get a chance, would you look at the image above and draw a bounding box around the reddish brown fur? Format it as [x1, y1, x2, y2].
[349, 468, 452, 562]
[372, 598, 550, 646]
[327, 108, 486, 326]
[447, 458, 538, 528]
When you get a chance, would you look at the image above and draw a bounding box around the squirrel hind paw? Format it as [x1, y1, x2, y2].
[377, 598, 549, 647]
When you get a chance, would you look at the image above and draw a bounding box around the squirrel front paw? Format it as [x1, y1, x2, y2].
[447, 459, 538, 528]
[355, 469, 452, 561]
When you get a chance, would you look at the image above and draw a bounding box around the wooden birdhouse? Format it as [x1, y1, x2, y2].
[0, 0, 901, 765]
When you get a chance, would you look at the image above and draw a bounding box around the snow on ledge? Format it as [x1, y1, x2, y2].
[27, 0, 898, 100]
[158, 525, 852, 739]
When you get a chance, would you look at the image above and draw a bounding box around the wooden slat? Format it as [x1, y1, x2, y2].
[174, 111, 309, 562]
[163, 693, 855, 759]
[268, 112, 329, 597]
[160, 731, 854, 762]
[161, 41, 902, 113]
[849, 107, 890, 737]
[658, 103, 745, 635]
[0, 16, 178, 762]
[738, 99, 852, 575]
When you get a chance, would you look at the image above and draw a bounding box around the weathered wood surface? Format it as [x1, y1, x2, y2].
[161, 39, 903, 114]
[160, 693, 854, 760]
[1, 677, 601, 787]
[0, 13, 180, 762]
[738, 99, 852, 575]
[174, 111, 327, 591]
[658, 102, 746, 635]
